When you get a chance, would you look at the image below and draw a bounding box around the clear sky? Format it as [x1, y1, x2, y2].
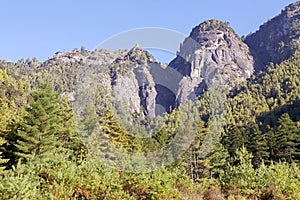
[0, 0, 296, 62]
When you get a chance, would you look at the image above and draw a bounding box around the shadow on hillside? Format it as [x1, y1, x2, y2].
[257, 99, 300, 127]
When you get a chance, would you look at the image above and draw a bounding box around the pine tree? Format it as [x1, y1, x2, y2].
[0, 70, 29, 167]
[198, 141, 228, 179]
[222, 125, 246, 156]
[247, 123, 269, 168]
[275, 113, 300, 162]
[58, 98, 76, 145]
[153, 126, 170, 148]
[265, 125, 277, 161]
[59, 98, 85, 161]
[15, 83, 63, 161]
[0, 101, 16, 168]
[101, 109, 131, 150]
[97, 108, 142, 160]
[198, 120, 229, 179]
[0, 137, 8, 173]
[220, 146, 256, 192]
[80, 104, 99, 138]
[185, 120, 207, 180]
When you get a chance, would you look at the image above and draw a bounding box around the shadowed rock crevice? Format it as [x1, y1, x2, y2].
[154, 84, 176, 116]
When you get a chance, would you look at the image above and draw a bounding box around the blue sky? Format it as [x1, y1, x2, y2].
[0, 0, 296, 62]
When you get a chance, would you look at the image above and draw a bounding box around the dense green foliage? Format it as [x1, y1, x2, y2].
[0, 49, 299, 199]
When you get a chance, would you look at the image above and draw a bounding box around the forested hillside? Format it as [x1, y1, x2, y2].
[0, 1, 300, 200]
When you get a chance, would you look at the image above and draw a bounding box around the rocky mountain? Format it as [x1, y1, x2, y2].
[109, 44, 182, 117]
[245, 1, 300, 70]
[106, 20, 256, 117]
[109, 44, 157, 117]
[169, 20, 254, 105]
[1, 1, 300, 119]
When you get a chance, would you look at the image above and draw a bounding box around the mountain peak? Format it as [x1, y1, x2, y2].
[192, 20, 231, 32]
[132, 43, 142, 50]
[168, 19, 254, 104]
[123, 45, 155, 64]
[189, 20, 237, 41]
[245, 0, 300, 70]
[285, 1, 300, 17]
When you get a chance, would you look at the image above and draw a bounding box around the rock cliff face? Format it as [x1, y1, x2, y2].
[109, 20, 255, 116]
[169, 20, 254, 104]
[110, 45, 158, 117]
[245, 1, 300, 70]
[109, 45, 183, 117]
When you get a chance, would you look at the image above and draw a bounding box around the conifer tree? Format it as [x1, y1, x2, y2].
[0, 102, 16, 167]
[223, 125, 246, 156]
[15, 82, 62, 161]
[275, 113, 300, 162]
[101, 109, 131, 150]
[0, 137, 8, 173]
[265, 125, 277, 161]
[80, 104, 99, 137]
[97, 108, 142, 160]
[58, 99, 76, 144]
[185, 120, 207, 180]
[196, 141, 229, 179]
[59, 98, 85, 161]
[196, 119, 228, 179]
[247, 123, 269, 167]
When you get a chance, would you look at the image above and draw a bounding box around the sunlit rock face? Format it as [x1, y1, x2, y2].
[169, 20, 254, 104]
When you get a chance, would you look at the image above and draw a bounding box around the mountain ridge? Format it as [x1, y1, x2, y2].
[245, 1, 300, 70]
[0, 1, 300, 118]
